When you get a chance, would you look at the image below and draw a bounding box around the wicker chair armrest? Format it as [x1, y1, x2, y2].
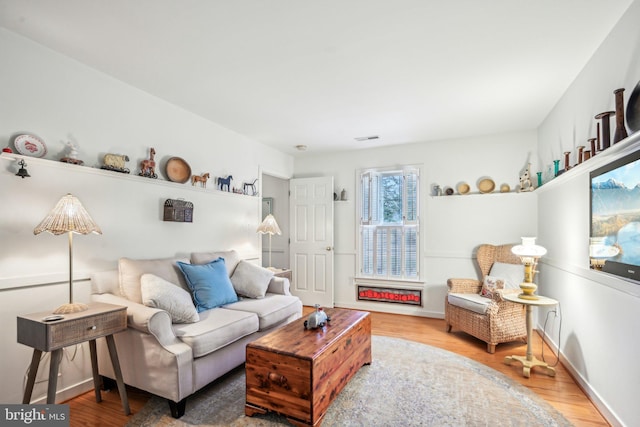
[447, 278, 482, 294]
[492, 288, 520, 302]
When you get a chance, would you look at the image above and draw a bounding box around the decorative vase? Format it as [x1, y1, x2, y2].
[588, 138, 597, 157]
[595, 111, 614, 150]
[577, 146, 585, 165]
[340, 188, 347, 201]
[613, 88, 628, 143]
[563, 151, 572, 172]
[553, 160, 560, 177]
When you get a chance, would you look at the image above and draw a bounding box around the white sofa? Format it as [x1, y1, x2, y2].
[90, 250, 302, 418]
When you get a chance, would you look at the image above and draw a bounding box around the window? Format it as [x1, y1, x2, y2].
[358, 167, 420, 280]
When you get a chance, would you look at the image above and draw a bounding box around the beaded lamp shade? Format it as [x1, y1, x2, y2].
[34, 194, 102, 314]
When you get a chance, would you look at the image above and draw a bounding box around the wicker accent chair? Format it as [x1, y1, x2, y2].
[445, 244, 527, 353]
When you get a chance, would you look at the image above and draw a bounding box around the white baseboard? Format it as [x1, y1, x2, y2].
[334, 300, 444, 319]
[538, 330, 622, 427]
[29, 378, 94, 405]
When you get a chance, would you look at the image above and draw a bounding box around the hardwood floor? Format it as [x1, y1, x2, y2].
[65, 308, 609, 426]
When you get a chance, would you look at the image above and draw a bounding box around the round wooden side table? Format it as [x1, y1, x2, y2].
[503, 293, 558, 378]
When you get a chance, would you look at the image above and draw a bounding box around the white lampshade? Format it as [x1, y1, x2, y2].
[511, 237, 547, 258]
[34, 194, 101, 314]
[256, 214, 281, 235]
[257, 214, 281, 268]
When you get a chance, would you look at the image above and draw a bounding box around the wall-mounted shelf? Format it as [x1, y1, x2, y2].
[535, 131, 640, 193]
[1, 153, 260, 199]
[430, 190, 534, 198]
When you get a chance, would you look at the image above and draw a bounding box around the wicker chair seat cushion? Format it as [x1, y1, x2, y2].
[447, 293, 492, 314]
[488, 262, 524, 290]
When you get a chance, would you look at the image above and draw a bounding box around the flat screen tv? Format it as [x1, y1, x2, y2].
[590, 148, 640, 283]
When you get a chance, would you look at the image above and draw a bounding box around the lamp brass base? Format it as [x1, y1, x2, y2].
[53, 302, 89, 314]
[518, 282, 538, 300]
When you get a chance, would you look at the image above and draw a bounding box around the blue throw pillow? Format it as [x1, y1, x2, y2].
[177, 258, 238, 312]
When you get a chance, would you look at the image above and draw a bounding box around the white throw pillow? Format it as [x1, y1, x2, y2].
[480, 275, 504, 298]
[119, 257, 189, 303]
[488, 262, 524, 290]
[230, 260, 274, 299]
[141, 274, 199, 323]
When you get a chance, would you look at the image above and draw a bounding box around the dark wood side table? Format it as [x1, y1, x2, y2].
[17, 302, 130, 414]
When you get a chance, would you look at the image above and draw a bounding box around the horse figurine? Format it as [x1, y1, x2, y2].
[217, 175, 233, 192]
[243, 179, 258, 195]
[518, 163, 533, 192]
[139, 147, 157, 178]
[191, 172, 210, 188]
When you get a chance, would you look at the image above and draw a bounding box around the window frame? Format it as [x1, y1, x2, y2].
[356, 165, 422, 283]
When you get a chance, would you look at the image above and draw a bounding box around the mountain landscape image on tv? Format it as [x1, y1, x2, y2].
[590, 149, 640, 282]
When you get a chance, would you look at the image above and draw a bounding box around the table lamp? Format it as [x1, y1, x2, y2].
[256, 214, 281, 268]
[511, 237, 547, 300]
[34, 194, 102, 314]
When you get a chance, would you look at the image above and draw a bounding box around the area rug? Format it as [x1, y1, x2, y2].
[126, 336, 573, 426]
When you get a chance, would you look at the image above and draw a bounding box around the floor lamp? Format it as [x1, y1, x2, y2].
[256, 214, 281, 268]
[34, 194, 102, 314]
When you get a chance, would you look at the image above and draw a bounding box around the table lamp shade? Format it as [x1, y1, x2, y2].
[257, 214, 281, 268]
[34, 194, 102, 314]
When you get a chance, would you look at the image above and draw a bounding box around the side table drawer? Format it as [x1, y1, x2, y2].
[18, 307, 127, 351]
[49, 310, 126, 349]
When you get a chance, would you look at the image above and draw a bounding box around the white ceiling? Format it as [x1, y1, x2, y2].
[0, 0, 634, 155]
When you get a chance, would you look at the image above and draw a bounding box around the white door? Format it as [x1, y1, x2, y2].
[289, 177, 334, 307]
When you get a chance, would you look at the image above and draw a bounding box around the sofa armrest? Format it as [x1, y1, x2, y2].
[447, 278, 482, 294]
[91, 293, 179, 347]
[267, 276, 291, 295]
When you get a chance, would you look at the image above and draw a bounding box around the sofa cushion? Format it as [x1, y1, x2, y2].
[223, 294, 302, 330]
[141, 274, 199, 324]
[230, 260, 274, 299]
[119, 257, 189, 303]
[190, 250, 241, 276]
[177, 259, 238, 312]
[172, 308, 258, 358]
[448, 292, 492, 314]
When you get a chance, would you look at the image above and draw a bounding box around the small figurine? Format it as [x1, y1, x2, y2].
[304, 304, 330, 329]
[60, 140, 84, 165]
[217, 175, 233, 191]
[191, 172, 210, 188]
[243, 179, 258, 195]
[139, 147, 157, 178]
[101, 153, 130, 173]
[517, 163, 534, 192]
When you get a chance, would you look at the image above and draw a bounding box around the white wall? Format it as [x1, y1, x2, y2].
[536, 2, 640, 426]
[294, 131, 538, 317]
[0, 28, 293, 405]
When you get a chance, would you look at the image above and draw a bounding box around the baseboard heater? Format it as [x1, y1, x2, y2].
[357, 285, 422, 306]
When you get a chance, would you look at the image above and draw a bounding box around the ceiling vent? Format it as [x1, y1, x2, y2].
[354, 135, 379, 142]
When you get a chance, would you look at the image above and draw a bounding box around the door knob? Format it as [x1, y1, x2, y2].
[326, 246, 332, 251]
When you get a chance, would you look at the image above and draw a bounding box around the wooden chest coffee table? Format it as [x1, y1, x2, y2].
[245, 308, 371, 426]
